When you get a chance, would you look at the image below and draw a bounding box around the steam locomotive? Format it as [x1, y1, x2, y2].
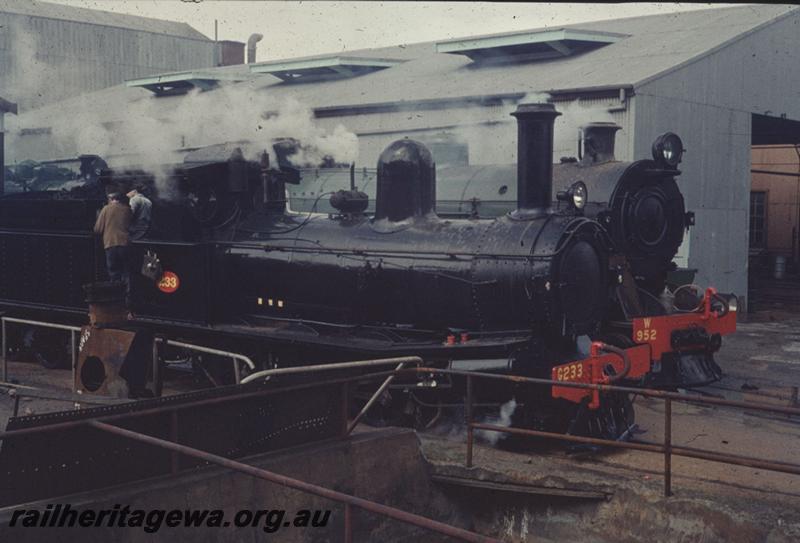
[287, 122, 715, 388]
[0, 103, 736, 440]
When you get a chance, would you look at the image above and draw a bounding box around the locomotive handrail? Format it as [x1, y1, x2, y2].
[0, 319, 257, 392]
[155, 338, 255, 385]
[239, 356, 423, 384]
[1, 316, 81, 395]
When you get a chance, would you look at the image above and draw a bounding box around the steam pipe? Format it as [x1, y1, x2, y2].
[247, 33, 264, 64]
[510, 103, 560, 218]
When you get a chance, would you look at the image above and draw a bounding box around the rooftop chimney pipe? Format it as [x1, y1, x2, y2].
[247, 33, 263, 64]
[580, 122, 621, 165]
[511, 103, 561, 218]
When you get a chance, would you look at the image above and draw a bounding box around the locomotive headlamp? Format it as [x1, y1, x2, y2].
[571, 181, 587, 209]
[651, 132, 684, 168]
[556, 181, 588, 210]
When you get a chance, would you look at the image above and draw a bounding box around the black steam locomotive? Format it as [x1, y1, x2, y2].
[0, 103, 736, 440]
[288, 121, 715, 388]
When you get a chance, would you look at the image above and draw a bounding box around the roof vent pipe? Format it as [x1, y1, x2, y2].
[510, 103, 560, 218]
[580, 122, 621, 165]
[247, 33, 263, 64]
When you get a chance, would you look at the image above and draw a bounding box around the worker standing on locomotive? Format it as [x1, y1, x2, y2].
[93, 191, 133, 295]
[127, 183, 152, 240]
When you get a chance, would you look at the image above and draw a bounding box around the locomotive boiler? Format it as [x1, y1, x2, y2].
[224, 104, 610, 344]
[290, 123, 692, 298]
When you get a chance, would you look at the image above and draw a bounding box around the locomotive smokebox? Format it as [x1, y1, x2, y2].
[581, 122, 621, 165]
[511, 103, 560, 218]
[375, 140, 436, 222]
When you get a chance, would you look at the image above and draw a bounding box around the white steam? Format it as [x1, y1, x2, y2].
[552, 99, 617, 160]
[425, 93, 616, 167]
[28, 84, 360, 197]
[475, 398, 518, 446]
[519, 92, 552, 104]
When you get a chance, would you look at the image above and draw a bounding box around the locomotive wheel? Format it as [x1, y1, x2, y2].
[567, 393, 635, 441]
[26, 328, 72, 370]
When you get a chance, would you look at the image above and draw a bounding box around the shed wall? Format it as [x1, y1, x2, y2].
[636, 10, 800, 122]
[631, 92, 751, 301]
[630, 10, 800, 304]
[0, 12, 216, 111]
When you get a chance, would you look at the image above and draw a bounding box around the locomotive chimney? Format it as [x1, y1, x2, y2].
[511, 103, 560, 217]
[581, 122, 621, 165]
[375, 140, 436, 222]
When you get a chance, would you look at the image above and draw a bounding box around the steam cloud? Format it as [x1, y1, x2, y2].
[7, 65, 359, 197]
[552, 99, 617, 160]
[440, 93, 617, 166]
[52, 85, 359, 196]
[475, 398, 518, 446]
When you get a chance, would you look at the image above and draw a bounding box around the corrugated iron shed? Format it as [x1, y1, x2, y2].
[0, 0, 210, 40]
[15, 4, 798, 120]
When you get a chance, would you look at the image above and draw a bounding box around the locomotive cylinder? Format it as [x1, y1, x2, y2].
[511, 103, 561, 217]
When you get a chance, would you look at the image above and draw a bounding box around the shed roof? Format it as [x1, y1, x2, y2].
[0, 0, 210, 41]
[242, 3, 796, 108]
[16, 4, 800, 125]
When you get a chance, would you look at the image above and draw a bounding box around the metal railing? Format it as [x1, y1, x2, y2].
[419, 367, 800, 497]
[0, 363, 495, 543]
[1, 316, 81, 393]
[89, 420, 497, 543]
[0, 317, 257, 397]
[2, 362, 798, 531]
